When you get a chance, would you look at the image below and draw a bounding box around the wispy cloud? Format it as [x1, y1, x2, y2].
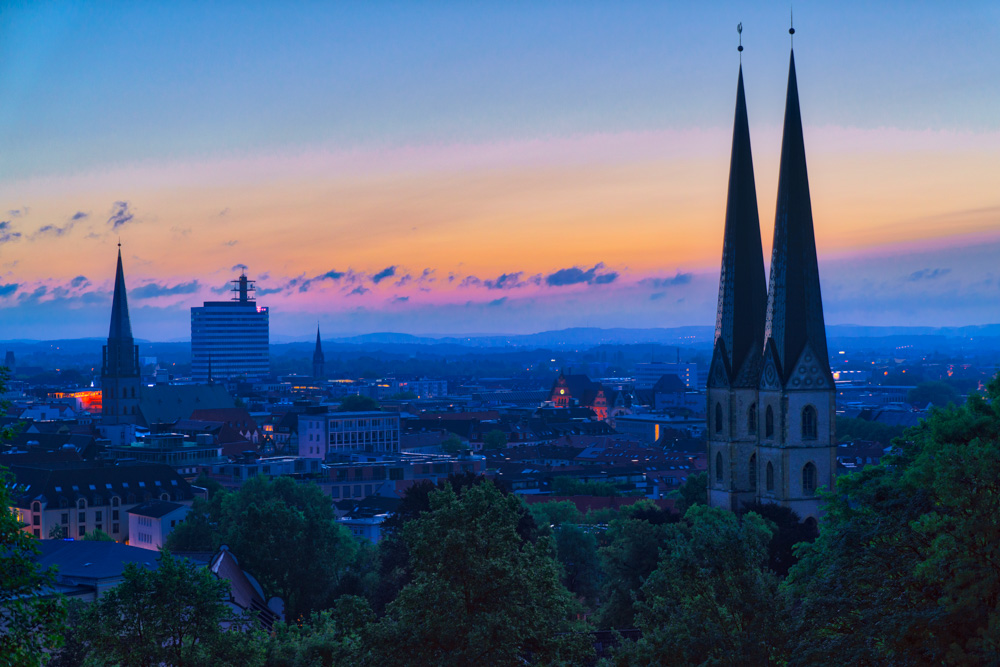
[107, 201, 135, 230]
[546, 263, 618, 286]
[0, 221, 21, 245]
[907, 268, 951, 281]
[372, 266, 396, 284]
[0, 283, 18, 297]
[131, 280, 201, 299]
[70, 276, 90, 288]
[640, 272, 693, 288]
[349, 286, 370, 296]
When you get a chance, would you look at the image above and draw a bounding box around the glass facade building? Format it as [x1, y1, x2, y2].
[191, 274, 269, 382]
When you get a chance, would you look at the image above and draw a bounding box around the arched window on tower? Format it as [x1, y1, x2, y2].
[714, 403, 723, 434]
[715, 452, 723, 483]
[802, 405, 818, 440]
[749, 453, 757, 491]
[766, 462, 774, 492]
[123, 387, 128, 399]
[748, 404, 757, 434]
[765, 405, 775, 438]
[802, 462, 817, 494]
[131, 386, 135, 398]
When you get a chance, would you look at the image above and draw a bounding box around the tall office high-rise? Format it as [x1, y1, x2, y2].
[191, 273, 269, 382]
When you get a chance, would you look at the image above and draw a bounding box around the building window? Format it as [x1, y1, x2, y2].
[765, 406, 774, 438]
[112, 523, 119, 534]
[715, 452, 723, 483]
[749, 454, 757, 491]
[61, 513, 69, 525]
[331, 487, 340, 498]
[78, 525, 85, 537]
[353, 485, 362, 498]
[748, 404, 757, 434]
[802, 405, 818, 440]
[803, 463, 817, 494]
[112, 510, 119, 521]
[766, 462, 774, 492]
[32, 514, 40, 526]
[714, 403, 723, 434]
[95, 511, 102, 522]
[78, 512, 86, 523]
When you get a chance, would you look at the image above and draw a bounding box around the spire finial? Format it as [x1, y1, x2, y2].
[789, 7, 795, 47]
[737, 23, 743, 61]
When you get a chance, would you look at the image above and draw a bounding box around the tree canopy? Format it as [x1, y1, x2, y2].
[368, 482, 592, 666]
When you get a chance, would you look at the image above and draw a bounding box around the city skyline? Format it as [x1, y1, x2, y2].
[2, 3, 999, 340]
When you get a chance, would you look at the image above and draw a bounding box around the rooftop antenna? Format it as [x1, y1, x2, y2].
[737, 22, 743, 62]
[789, 8, 795, 47]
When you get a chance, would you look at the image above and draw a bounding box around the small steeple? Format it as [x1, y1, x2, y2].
[710, 54, 767, 388]
[108, 246, 134, 342]
[763, 48, 832, 384]
[312, 324, 325, 379]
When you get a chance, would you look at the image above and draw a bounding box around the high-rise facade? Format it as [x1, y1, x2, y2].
[191, 274, 269, 382]
[707, 48, 835, 521]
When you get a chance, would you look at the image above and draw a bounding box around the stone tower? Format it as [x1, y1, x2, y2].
[707, 64, 769, 512]
[312, 325, 325, 380]
[101, 247, 141, 430]
[755, 50, 836, 521]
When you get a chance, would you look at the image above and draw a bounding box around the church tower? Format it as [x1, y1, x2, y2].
[707, 61, 769, 512]
[101, 247, 141, 439]
[756, 48, 836, 521]
[312, 325, 325, 379]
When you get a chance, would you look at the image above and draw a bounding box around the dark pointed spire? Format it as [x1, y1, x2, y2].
[108, 246, 134, 341]
[764, 50, 832, 384]
[312, 324, 325, 379]
[711, 64, 767, 387]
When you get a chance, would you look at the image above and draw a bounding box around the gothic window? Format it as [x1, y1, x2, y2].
[123, 387, 128, 399]
[749, 453, 757, 491]
[131, 387, 135, 398]
[748, 404, 757, 434]
[715, 452, 723, 483]
[802, 405, 818, 440]
[803, 462, 817, 494]
[766, 462, 774, 492]
[765, 405, 774, 438]
[714, 403, 723, 434]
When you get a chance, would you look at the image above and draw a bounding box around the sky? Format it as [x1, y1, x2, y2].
[1, 1, 999, 341]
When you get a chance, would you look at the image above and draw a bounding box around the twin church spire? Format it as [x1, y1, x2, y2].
[707, 35, 836, 520]
[711, 45, 831, 390]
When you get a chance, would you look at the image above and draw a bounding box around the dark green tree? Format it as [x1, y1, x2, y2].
[528, 500, 583, 529]
[368, 483, 592, 666]
[0, 467, 67, 666]
[216, 476, 357, 621]
[671, 471, 707, 514]
[81, 528, 114, 542]
[265, 596, 374, 667]
[612, 505, 788, 666]
[786, 375, 1000, 664]
[596, 507, 675, 629]
[440, 433, 464, 455]
[554, 524, 601, 606]
[77, 552, 263, 666]
[737, 502, 818, 577]
[482, 429, 508, 451]
[906, 380, 960, 408]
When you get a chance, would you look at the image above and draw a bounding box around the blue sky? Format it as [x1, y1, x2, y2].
[2, 2, 999, 340]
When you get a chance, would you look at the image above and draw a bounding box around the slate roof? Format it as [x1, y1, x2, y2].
[126, 499, 187, 519]
[6, 461, 195, 510]
[763, 51, 832, 385]
[712, 65, 767, 389]
[138, 384, 235, 427]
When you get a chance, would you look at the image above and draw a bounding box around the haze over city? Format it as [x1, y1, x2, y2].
[2, 2, 999, 340]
